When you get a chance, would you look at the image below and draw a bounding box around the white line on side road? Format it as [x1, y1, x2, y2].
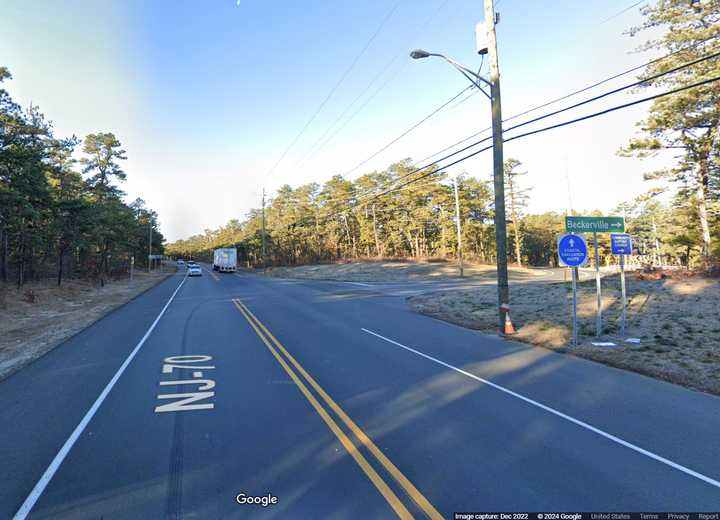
[13, 274, 189, 520]
[360, 327, 720, 490]
[344, 281, 374, 287]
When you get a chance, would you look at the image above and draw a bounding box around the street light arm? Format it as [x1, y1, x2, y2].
[426, 53, 491, 99]
[446, 60, 492, 99]
[441, 55, 492, 88]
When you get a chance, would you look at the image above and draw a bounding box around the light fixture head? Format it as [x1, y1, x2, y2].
[409, 49, 431, 59]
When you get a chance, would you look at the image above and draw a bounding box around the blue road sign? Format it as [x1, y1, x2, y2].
[611, 233, 633, 255]
[558, 233, 588, 267]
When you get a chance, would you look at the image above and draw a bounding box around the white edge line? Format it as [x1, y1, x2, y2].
[360, 327, 720, 490]
[345, 281, 374, 287]
[13, 273, 189, 520]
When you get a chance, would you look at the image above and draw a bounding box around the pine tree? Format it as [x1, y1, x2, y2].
[619, 0, 720, 265]
[503, 158, 530, 267]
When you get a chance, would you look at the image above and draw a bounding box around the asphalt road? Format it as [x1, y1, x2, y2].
[2, 265, 719, 519]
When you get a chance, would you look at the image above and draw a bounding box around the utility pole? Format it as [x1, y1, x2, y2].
[261, 188, 267, 273]
[652, 218, 661, 267]
[372, 205, 381, 258]
[484, 0, 510, 333]
[148, 218, 152, 273]
[453, 177, 464, 277]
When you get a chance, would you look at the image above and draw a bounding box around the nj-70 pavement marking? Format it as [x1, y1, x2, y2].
[232, 298, 442, 520]
[361, 328, 720, 491]
[13, 273, 189, 520]
[155, 355, 217, 413]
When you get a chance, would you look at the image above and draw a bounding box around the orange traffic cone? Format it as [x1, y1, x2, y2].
[503, 312, 515, 335]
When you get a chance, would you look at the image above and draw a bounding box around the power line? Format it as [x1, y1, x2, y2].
[446, 63, 483, 110]
[502, 48, 720, 137]
[309, 61, 410, 161]
[295, 55, 399, 169]
[502, 73, 720, 145]
[264, 1, 401, 178]
[374, 73, 720, 205]
[342, 85, 474, 177]
[296, 0, 453, 171]
[309, 73, 720, 224]
[417, 35, 718, 166]
[599, 1, 646, 25]
[355, 46, 720, 206]
[281, 45, 720, 229]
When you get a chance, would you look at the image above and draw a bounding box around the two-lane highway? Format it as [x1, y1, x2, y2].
[2, 266, 719, 518]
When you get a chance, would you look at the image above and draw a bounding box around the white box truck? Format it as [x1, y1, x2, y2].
[213, 248, 237, 272]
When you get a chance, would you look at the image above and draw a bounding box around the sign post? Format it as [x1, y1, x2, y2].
[558, 233, 589, 347]
[611, 233, 633, 337]
[593, 232, 601, 337]
[566, 216, 624, 338]
[572, 266, 578, 346]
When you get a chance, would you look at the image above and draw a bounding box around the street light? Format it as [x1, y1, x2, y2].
[409, 49, 430, 59]
[409, 8, 512, 335]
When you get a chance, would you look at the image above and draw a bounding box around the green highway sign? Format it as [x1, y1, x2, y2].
[565, 216, 625, 233]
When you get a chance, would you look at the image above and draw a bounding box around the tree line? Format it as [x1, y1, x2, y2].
[165, 154, 717, 270]
[0, 67, 164, 287]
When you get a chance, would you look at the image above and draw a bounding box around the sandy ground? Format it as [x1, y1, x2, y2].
[409, 273, 720, 395]
[0, 268, 175, 381]
[264, 260, 553, 283]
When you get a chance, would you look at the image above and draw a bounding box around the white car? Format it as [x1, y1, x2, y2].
[187, 264, 202, 277]
[177, 259, 185, 266]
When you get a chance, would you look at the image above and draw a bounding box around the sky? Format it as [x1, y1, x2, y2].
[0, 0, 670, 241]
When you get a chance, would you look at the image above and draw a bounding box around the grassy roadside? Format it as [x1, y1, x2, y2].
[408, 273, 720, 395]
[0, 267, 176, 382]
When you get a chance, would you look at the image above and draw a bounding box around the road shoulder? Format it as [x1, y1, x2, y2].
[0, 269, 177, 382]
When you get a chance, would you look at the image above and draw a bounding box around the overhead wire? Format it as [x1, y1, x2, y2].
[362, 72, 720, 208]
[312, 61, 412, 157]
[277, 41, 720, 230]
[263, 1, 402, 178]
[294, 55, 399, 169]
[296, 0, 454, 171]
[417, 34, 719, 166]
[599, 1, 646, 25]
[342, 85, 474, 177]
[339, 45, 720, 210]
[294, 72, 720, 227]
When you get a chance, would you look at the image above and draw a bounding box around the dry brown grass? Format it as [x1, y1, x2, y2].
[264, 259, 545, 282]
[409, 273, 720, 395]
[0, 268, 175, 381]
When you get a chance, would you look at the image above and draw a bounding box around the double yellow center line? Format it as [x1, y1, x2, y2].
[231, 298, 442, 520]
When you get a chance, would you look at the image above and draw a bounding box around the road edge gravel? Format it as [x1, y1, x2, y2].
[0, 270, 177, 383]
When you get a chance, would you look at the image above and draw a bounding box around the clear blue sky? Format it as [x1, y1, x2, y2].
[1, 0, 663, 240]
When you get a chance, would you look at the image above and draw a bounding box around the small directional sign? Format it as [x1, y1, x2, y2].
[558, 233, 589, 267]
[566, 216, 625, 233]
[611, 233, 633, 255]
